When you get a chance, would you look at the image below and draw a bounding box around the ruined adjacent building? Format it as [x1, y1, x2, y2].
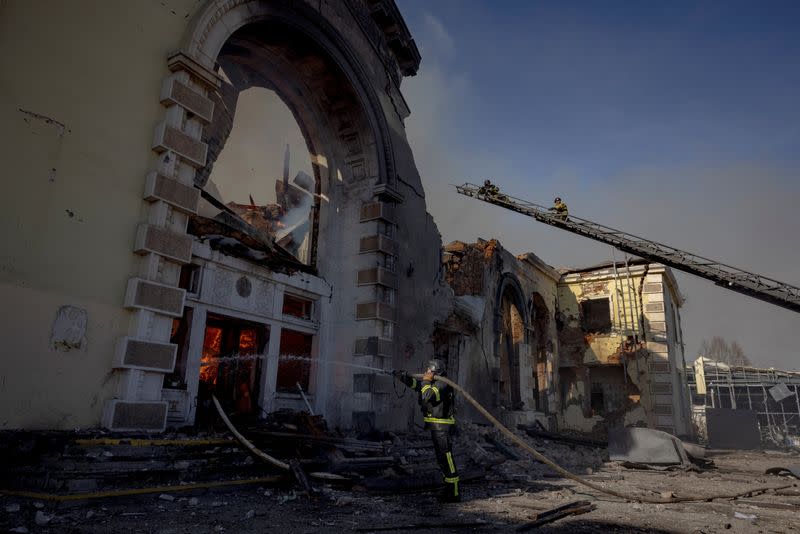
[441, 243, 693, 438]
[439, 239, 560, 430]
[557, 260, 692, 437]
[688, 357, 800, 447]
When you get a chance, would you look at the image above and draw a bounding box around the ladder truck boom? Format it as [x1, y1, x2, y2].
[455, 183, 800, 313]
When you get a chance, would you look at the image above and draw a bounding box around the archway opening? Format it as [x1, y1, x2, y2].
[202, 86, 316, 264]
[530, 292, 550, 411]
[498, 288, 525, 410]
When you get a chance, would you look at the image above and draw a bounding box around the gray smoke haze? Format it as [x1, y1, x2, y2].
[402, 13, 800, 370]
[210, 87, 314, 208]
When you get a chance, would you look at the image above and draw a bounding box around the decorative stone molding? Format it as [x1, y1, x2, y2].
[355, 301, 394, 321]
[166, 51, 222, 90]
[152, 122, 208, 168]
[134, 224, 193, 264]
[649, 362, 671, 374]
[359, 234, 398, 255]
[143, 172, 200, 214]
[360, 201, 396, 223]
[105, 400, 169, 432]
[357, 267, 397, 288]
[114, 337, 178, 373]
[643, 282, 663, 294]
[354, 336, 393, 357]
[160, 77, 215, 123]
[124, 278, 186, 317]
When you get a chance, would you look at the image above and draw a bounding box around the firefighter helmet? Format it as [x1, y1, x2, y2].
[427, 358, 447, 376]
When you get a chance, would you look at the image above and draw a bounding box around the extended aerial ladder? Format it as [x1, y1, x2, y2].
[455, 183, 800, 313]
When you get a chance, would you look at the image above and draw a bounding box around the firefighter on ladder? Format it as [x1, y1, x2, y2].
[393, 359, 461, 502]
[478, 179, 500, 197]
[550, 197, 569, 221]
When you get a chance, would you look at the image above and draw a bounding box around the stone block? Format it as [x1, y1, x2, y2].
[355, 301, 394, 321]
[124, 278, 185, 317]
[648, 321, 667, 334]
[645, 301, 664, 312]
[650, 383, 673, 394]
[167, 51, 222, 90]
[152, 122, 207, 168]
[360, 201, 396, 223]
[359, 234, 398, 255]
[134, 224, 193, 264]
[354, 337, 393, 357]
[144, 172, 200, 214]
[654, 396, 674, 407]
[160, 78, 214, 123]
[114, 337, 177, 372]
[643, 282, 663, 294]
[105, 400, 168, 432]
[357, 267, 398, 288]
[649, 362, 671, 374]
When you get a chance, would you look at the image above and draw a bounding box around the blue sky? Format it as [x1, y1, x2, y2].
[398, 0, 800, 368]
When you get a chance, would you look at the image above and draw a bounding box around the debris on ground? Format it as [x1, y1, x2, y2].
[1, 415, 799, 533]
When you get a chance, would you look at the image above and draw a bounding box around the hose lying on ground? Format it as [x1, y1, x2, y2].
[212, 395, 347, 482]
[215, 381, 793, 504]
[426, 374, 795, 504]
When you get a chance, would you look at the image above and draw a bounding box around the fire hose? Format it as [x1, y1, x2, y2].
[420, 374, 795, 504]
[214, 375, 795, 504]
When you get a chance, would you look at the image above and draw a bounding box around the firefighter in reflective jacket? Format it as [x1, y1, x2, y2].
[550, 197, 569, 221]
[393, 358, 460, 502]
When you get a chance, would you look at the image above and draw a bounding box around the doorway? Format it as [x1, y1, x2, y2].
[197, 312, 269, 421]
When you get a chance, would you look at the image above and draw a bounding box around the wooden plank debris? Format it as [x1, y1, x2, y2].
[516, 500, 597, 531]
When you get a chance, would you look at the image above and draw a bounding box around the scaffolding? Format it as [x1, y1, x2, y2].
[687, 358, 800, 445]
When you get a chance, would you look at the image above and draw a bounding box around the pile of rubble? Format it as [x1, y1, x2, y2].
[0, 412, 607, 501]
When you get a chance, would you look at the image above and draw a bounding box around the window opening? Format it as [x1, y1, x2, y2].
[164, 308, 193, 390]
[179, 264, 201, 295]
[591, 382, 606, 415]
[200, 87, 316, 265]
[282, 294, 313, 320]
[581, 298, 612, 333]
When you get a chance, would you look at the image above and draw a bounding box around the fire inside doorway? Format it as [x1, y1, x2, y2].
[197, 313, 269, 422]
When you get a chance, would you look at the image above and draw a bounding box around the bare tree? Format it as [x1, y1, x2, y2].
[698, 336, 752, 366]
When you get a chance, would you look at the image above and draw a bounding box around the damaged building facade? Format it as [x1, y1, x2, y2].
[1, 0, 449, 432]
[441, 243, 693, 438]
[1, 0, 694, 440]
[557, 260, 692, 437]
[439, 239, 561, 430]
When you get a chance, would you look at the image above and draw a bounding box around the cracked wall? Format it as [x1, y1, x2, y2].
[441, 239, 560, 429]
[556, 261, 692, 437]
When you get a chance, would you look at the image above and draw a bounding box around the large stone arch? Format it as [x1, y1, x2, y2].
[180, 0, 396, 187]
[106, 0, 405, 431]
